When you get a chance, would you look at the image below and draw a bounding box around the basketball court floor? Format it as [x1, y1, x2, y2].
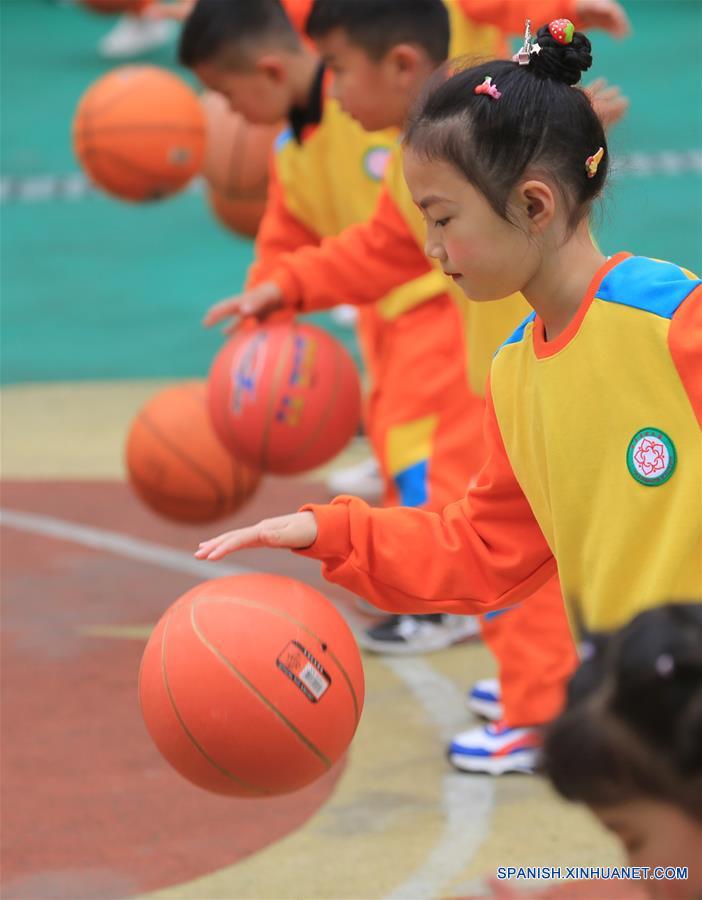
[2, 2, 700, 897]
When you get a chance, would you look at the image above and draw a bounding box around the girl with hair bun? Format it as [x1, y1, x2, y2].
[543, 603, 702, 896]
[196, 23, 701, 665]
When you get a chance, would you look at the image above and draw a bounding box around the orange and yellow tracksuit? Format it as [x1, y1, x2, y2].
[250, 0, 592, 726]
[296, 256, 702, 634]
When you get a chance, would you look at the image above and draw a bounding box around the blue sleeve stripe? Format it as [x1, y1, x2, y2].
[274, 127, 293, 153]
[394, 459, 429, 507]
[596, 256, 701, 319]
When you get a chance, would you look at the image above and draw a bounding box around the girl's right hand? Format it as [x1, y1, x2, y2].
[194, 512, 318, 561]
[142, 0, 195, 21]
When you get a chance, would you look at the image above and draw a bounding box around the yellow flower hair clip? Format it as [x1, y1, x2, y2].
[585, 146, 605, 178]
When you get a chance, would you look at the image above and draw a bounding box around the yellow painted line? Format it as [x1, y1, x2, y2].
[0, 380, 373, 480]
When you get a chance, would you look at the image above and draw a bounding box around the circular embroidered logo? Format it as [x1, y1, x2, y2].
[362, 146, 391, 182]
[626, 428, 677, 486]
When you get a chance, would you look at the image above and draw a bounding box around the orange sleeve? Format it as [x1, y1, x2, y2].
[279, 0, 314, 37]
[296, 382, 557, 615]
[246, 157, 320, 290]
[455, 0, 582, 35]
[268, 187, 437, 313]
[669, 285, 702, 430]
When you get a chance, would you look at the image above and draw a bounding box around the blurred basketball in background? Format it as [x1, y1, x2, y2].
[208, 322, 362, 475]
[200, 92, 280, 236]
[73, 66, 206, 202]
[207, 186, 267, 240]
[139, 573, 365, 796]
[81, 0, 152, 13]
[126, 382, 260, 523]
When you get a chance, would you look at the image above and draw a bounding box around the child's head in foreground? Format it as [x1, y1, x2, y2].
[178, 0, 305, 125]
[306, 0, 449, 132]
[543, 603, 702, 897]
[402, 22, 608, 304]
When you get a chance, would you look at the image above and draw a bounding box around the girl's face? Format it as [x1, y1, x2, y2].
[594, 801, 702, 899]
[402, 148, 540, 302]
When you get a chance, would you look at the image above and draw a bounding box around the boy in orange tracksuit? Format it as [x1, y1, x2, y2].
[188, 4, 632, 771]
[181, 0, 485, 655]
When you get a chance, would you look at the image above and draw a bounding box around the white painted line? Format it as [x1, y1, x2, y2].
[0, 507, 251, 581]
[383, 658, 493, 900]
[1, 153, 700, 204]
[1, 505, 494, 898]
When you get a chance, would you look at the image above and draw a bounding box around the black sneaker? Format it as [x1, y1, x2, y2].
[357, 614, 480, 655]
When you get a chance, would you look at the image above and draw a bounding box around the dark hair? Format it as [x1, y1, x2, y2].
[306, 0, 449, 65]
[542, 603, 702, 822]
[404, 23, 607, 228]
[178, 0, 300, 70]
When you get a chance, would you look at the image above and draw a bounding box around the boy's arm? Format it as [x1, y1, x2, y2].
[246, 159, 321, 289]
[298, 384, 557, 616]
[457, 0, 629, 37]
[268, 187, 440, 313]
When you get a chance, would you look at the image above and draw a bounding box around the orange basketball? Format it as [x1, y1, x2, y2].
[81, 0, 152, 13]
[207, 186, 266, 240]
[125, 382, 260, 523]
[208, 322, 362, 474]
[73, 66, 206, 202]
[139, 574, 365, 796]
[200, 91, 280, 200]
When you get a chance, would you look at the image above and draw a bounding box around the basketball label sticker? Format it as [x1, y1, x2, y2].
[626, 427, 676, 486]
[231, 331, 268, 414]
[276, 640, 330, 702]
[275, 334, 318, 426]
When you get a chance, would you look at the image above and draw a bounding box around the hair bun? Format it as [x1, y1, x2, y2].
[531, 22, 592, 86]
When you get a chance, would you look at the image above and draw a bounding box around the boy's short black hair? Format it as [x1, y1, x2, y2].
[179, 0, 300, 70]
[306, 0, 449, 65]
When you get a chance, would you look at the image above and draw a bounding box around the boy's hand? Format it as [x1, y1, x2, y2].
[584, 78, 629, 129]
[195, 512, 318, 560]
[203, 282, 284, 333]
[575, 0, 631, 38]
[142, 0, 195, 21]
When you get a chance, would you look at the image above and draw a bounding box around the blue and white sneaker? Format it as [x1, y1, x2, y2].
[448, 721, 541, 775]
[466, 677, 503, 721]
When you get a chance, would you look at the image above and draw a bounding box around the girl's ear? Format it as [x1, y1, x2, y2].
[513, 179, 556, 234]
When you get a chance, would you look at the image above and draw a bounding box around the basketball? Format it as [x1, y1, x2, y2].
[200, 91, 280, 199]
[80, 0, 152, 13]
[208, 322, 362, 474]
[139, 574, 365, 796]
[125, 382, 260, 523]
[207, 186, 266, 240]
[73, 66, 206, 202]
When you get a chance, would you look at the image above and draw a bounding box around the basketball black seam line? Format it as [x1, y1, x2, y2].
[81, 146, 199, 183]
[137, 406, 229, 507]
[158, 609, 269, 794]
[261, 327, 297, 469]
[191, 600, 333, 769]
[79, 73, 159, 123]
[278, 333, 349, 468]
[197, 593, 361, 726]
[128, 471, 226, 515]
[76, 124, 205, 138]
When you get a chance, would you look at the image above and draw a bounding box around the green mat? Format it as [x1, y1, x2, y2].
[1, 0, 700, 384]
